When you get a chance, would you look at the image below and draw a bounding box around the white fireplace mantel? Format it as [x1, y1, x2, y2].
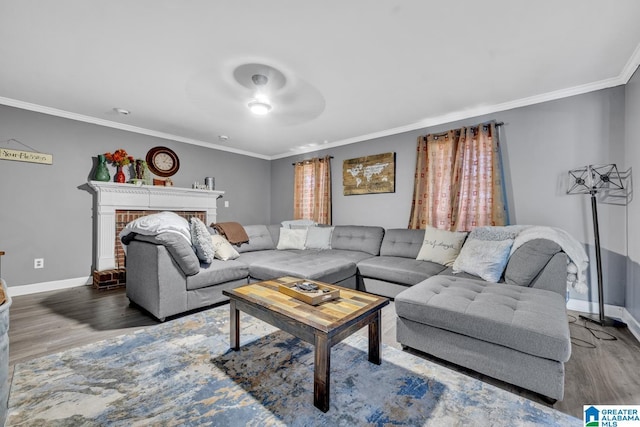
[88, 181, 224, 270]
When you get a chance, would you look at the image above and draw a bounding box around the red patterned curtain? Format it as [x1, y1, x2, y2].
[293, 156, 332, 224]
[409, 122, 507, 231]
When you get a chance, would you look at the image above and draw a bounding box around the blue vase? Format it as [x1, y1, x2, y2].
[94, 154, 110, 182]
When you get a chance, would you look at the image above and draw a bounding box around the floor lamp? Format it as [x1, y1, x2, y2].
[567, 164, 626, 328]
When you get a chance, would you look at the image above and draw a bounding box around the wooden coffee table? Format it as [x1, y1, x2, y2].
[222, 276, 389, 412]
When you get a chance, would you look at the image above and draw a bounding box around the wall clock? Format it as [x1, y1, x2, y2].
[146, 146, 180, 177]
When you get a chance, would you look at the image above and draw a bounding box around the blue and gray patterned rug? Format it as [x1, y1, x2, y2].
[8, 305, 580, 426]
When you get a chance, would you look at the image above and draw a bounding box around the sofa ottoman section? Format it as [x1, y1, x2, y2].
[395, 275, 571, 400]
[248, 253, 358, 285]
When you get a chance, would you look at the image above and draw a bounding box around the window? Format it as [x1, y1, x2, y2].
[293, 156, 332, 224]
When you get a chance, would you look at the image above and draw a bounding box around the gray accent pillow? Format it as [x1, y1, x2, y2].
[469, 226, 519, 241]
[236, 225, 276, 253]
[505, 239, 562, 287]
[190, 217, 216, 263]
[305, 226, 334, 249]
[452, 238, 513, 282]
[281, 219, 316, 229]
[133, 233, 200, 276]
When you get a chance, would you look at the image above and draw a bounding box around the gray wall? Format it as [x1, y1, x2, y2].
[272, 87, 628, 306]
[625, 67, 640, 321]
[0, 105, 270, 288]
[271, 133, 418, 229]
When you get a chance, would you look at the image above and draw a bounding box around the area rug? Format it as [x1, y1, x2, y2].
[7, 305, 581, 426]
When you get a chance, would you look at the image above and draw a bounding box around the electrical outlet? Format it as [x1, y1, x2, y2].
[224, 201, 229, 208]
[34, 258, 44, 269]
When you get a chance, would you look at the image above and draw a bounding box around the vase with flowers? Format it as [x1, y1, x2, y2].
[104, 149, 135, 183]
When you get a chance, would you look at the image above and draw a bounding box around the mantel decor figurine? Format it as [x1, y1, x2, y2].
[135, 159, 152, 185]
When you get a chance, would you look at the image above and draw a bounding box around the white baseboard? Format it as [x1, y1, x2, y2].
[567, 298, 640, 343]
[566, 298, 625, 318]
[623, 308, 640, 343]
[7, 276, 91, 297]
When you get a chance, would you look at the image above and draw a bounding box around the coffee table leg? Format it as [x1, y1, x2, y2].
[314, 333, 331, 412]
[368, 310, 382, 365]
[230, 300, 240, 351]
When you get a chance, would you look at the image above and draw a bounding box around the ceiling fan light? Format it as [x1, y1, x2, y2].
[248, 100, 272, 115]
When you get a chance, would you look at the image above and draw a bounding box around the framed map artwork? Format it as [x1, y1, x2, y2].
[343, 152, 395, 195]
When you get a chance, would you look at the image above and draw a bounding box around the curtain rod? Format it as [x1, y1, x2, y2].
[289, 121, 505, 165]
[292, 156, 334, 166]
[428, 121, 504, 139]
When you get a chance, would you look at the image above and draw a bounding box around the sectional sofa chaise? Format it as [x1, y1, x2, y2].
[124, 222, 574, 401]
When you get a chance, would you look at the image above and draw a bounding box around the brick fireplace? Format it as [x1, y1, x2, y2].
[88, 181, 224, 289]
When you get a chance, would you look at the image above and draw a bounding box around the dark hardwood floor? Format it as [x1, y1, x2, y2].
[7, 285, 640, 419]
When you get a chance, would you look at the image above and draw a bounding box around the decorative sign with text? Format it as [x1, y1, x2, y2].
[0, 148, 53, 165]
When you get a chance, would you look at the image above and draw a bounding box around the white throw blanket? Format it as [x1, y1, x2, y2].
[510, 226, 589, 293]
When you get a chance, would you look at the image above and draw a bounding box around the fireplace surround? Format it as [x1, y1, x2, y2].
[88, 181, 224, 287]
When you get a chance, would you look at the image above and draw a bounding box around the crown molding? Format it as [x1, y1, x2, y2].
[0, 97, 271, 160]
[271, 73, 629, 160]
[274, 41, 640, 160]
[620, 41, 640, 83]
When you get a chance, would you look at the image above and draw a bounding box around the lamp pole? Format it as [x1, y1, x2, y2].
[579, 189, 626, 327]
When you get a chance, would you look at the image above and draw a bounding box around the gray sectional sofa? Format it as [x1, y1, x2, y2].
[125, 225, 385, 321]
[124, 223, 572, 401]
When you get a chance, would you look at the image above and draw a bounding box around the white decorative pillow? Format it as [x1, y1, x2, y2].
[276, 228, 308, 250]
[305, 226, 334, 250]
[119, 211, 192, 246]
[416, 226, 467, 267]
[452, 238, 514, 282]
[190, 217, 216, 263]
[211, 235, 240, 261]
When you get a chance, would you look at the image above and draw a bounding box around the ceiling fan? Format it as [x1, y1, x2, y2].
[186, 61, 325, 126]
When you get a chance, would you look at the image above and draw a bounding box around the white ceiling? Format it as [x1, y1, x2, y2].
[2, 1, 640, 160]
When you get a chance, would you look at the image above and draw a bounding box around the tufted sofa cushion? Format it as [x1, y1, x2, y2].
[266, 224, 281, 248]
[186, 260, 249, 290]
[380, 229, 425, 258]
[504, 239, 562, 287]
[357, 256, 446, 285]
[395, 275, 571, 362]
[236, 225, 276, 253]
[331, 225, 385, 255]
